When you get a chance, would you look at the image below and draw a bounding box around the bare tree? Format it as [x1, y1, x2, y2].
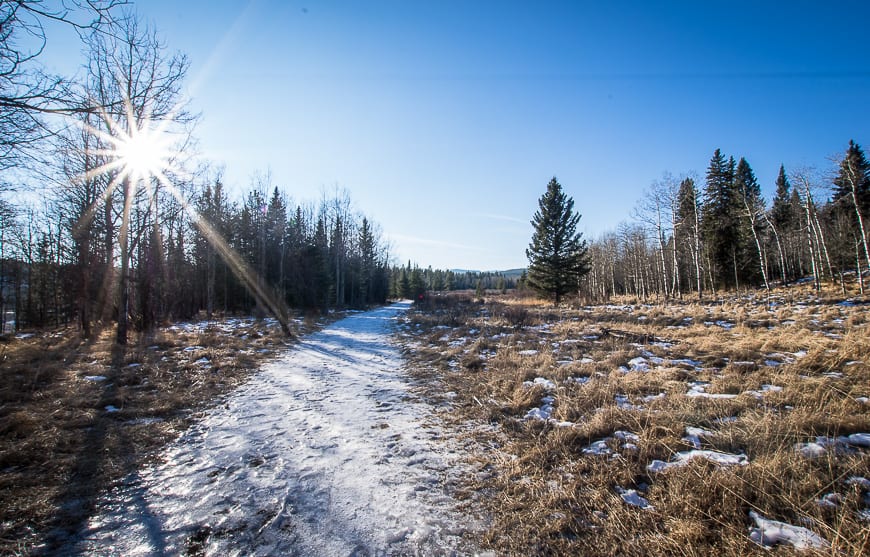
[81, 14, 192, 344]
[0, 1, 126, 172]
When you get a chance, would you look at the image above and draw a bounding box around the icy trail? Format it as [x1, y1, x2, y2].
[68, 301, 482, 556]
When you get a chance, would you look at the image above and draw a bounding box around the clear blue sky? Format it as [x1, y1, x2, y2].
[43, 1, 870, 270]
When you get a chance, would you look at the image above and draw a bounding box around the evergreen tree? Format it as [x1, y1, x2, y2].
[833, 140, 870, 216]
[701, 149, 739, 289]
[525, 177, 590, 304]
[832, 140, 870, 272]
[771, 165, 794, 230]
[733, 157, 768, 288]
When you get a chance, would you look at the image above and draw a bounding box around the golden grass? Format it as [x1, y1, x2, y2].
[405, 288, 870, 556]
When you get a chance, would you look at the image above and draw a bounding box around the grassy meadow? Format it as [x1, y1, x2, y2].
[400, 285, 870, 556]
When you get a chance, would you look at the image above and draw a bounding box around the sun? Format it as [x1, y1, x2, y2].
[112, 123, 173, 183]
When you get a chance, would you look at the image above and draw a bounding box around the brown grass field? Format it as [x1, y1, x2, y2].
[0, 313, 327, 555]
[1, 287, 868, 556]
[401, 285, 870, 556]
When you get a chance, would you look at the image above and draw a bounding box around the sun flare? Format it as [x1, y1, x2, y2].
[113, 127, 171, 182]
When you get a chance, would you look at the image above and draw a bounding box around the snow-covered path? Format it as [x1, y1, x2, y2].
[70, 302, 481, 556]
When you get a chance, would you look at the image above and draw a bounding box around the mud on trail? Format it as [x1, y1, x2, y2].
[56, 302, 484, 556]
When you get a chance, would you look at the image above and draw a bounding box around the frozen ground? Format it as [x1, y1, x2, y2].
[64, 301, 485, 556]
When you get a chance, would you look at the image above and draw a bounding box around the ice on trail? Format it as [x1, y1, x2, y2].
[66, 302, 484, 556]
[748, 511, 829, 550]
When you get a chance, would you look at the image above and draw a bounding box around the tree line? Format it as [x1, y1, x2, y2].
[582, 143, 870, 302]
[0, 3, 393, 339]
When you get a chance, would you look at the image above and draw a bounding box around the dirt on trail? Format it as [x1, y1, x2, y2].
[51, 301, 485, 556]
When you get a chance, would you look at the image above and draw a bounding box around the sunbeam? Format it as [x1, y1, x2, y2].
[67, 90, 292, 337]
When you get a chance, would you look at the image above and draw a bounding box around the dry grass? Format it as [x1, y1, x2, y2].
[0, 313, 332, 555]
[403, 287, 870, 556]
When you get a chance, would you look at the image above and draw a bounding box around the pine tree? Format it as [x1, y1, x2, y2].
[526, 177, 590, 304]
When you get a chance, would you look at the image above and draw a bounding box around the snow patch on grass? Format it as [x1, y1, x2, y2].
[748, 511, 829, 550]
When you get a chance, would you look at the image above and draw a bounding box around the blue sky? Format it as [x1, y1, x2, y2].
[41, 1, 870, 270]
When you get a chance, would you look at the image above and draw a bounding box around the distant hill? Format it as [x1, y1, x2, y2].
[449, 268, 526, 277]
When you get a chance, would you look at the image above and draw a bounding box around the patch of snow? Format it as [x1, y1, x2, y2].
[748, 511, 829, 550]
[845, 433, 870, 448]
[525, 396, 555, 421]
[648, 450, 748, 473]
[616, 487, 653, 510]
[671, 357, 703, 369]
[579, 357, 595, 364]
[582, 431, 639, 456]
[182, 345, 205, 352]
[614, 394, 640, 410]
[794, 434, 868, 457]
[104, 405, 120, 413]
[703, 320, 734, 330]
[614, 430, 639, 443]
[126, 417, 165, 426]
[847, 476, 870, 489]
[83, 375, 107, 382]
[683, 426, 715, 449]
[522, 377, 556, 390]
[745, 384, 784, 399]
[569, 376, 592, 385]
[517, 349, 539, 356]
[686, 382, 737, 399]
[816, 493, 842, 508]
[856, 397, 869, 405]
[582, 439, 612, 456]
[627, 357, 650, 371]
[15, 333, 34, 339]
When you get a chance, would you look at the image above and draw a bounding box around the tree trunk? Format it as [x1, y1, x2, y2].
[117, 177, 131, 345]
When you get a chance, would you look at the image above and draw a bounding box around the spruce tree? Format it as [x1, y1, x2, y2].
[526, 177, 589, 304]
[832, 140, 870, 272]
[701, 149, 740, 289]
[771, 165, 794, 230]
[734, 157, 767, 287]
